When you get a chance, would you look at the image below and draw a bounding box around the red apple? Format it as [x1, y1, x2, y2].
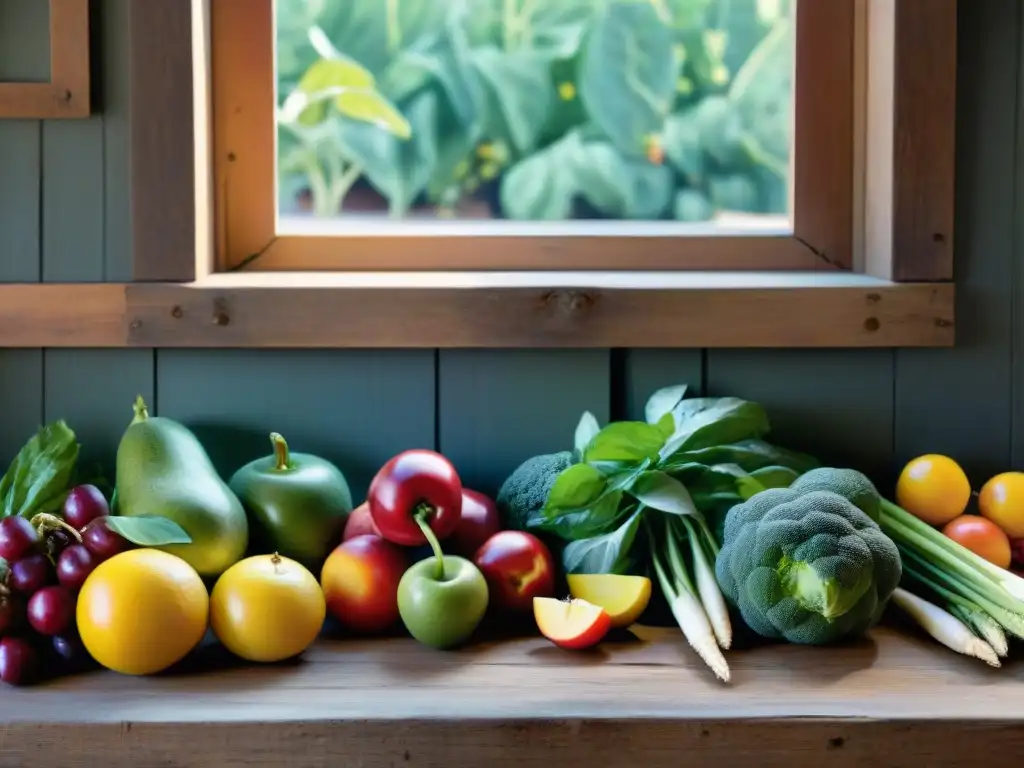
[534, 597, 611, 650]
[321, 534, 407, 633]
[342, 502, 381, 542]
[473, 530, 555, 612]
[449, 489, 502, 557]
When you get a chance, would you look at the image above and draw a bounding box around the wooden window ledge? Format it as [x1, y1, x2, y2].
[1, 272, 952, 348]
[0, 626, 1015, 766]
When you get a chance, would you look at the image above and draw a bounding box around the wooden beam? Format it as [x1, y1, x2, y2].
[0, 0, 90, 119]
[128, 0, 196, 282]
[0, 277, 953, 349]
[862, 0, 957, 282]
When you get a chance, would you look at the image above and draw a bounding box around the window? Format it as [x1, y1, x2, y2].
[214, 0, 855, 272]
[113, 0, 956, 349]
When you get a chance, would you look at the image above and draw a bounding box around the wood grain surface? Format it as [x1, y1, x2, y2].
[0, 277, 954, 349]
[0, 625, 1021, 767]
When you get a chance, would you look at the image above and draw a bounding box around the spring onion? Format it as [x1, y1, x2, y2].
[891, 587, 1001, 667]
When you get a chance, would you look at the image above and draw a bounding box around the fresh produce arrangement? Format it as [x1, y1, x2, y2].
[0, 384, 1023, 689]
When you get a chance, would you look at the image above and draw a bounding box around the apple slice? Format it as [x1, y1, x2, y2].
[566, 573, 652, 629]
[533, 597, 611, 650]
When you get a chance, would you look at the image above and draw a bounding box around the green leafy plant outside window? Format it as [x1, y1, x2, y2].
[275, 0, 793, 222]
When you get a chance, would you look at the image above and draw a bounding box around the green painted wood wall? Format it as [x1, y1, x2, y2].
[0, 0, 1020, 504]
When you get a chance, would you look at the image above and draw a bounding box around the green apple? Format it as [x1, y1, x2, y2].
[397, 555, 489, 649]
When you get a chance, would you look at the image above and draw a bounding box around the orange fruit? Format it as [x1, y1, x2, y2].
[942, 515, 1011, 569]
[211, 553, 326, 663]
[978, 471, 1024, 539]
[77, 549, 209, 675]
[895, 454, 971, 526]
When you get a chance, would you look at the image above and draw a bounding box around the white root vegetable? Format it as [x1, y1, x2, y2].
[681, 517, 732, 650]
[652, 549, 731, 683]
[668, 589, 732, 683]
[892, 587, 1001, 668]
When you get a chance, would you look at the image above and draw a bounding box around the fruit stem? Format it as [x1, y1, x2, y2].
[414, 509, 445, 581]
[132, 394, 150, 424]
[269, 433, 292, 471]
[30, 513, 83, 544]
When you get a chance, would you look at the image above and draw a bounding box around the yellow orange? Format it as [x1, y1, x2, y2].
[77, 549, 209, 675]
[211, 554, 326, 663]
[895, 454, 971, 526]
[978, 471, 1024, 539]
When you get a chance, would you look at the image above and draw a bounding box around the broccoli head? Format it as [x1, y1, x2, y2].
[496, 451, 574, 531]
[790, 466, 882, 522]
[715, 486, 901, 645]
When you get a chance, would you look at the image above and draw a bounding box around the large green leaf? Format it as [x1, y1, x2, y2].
[500, 129, 674, 220]
[470, 47, 554, 153]
[561, 507, 645, 575]
[660, 397, 771, 457]
[579, 2, 678, 157]
[339, 89, 439, 215]
[281, 56, 377, 127]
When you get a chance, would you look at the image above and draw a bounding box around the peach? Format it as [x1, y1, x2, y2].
[534, 597, 611, 650]
[320, 534, 407, 633]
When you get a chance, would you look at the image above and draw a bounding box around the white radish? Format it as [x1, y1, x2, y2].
[892, 587, 1001, 668]
[668, 589, 732, 683]
[682, 518, 733, 650]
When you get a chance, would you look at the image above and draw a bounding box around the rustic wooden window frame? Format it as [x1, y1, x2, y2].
[0, 0, 91, 119]
[0, 0, 957, 349]
[212, 0, 854, 274]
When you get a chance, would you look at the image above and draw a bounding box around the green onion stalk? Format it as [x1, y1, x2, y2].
[879, 498, 1024, 657]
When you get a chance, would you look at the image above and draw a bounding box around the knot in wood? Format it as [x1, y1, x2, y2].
[541, 290, 595, 320]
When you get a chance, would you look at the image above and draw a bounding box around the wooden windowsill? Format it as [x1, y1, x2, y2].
[0, 272, 952, 348]
[0, 626, 1017, 766]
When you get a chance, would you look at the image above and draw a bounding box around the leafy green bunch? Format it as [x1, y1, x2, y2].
[275, 0, 794, 222]
[525, 384, 818, 577]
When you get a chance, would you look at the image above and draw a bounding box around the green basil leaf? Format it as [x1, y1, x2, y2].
[751, 465, 800, 490]
[671, 440, 820, 474]
[0, 421, 79, 520]
[574, 411, 601, 459]
[561, 507, 645, 575]
[631, 471, 698, 516]
[584, 421, 666, 463]
[534, 490, 626, 541]
[660, 398, 771, 459]
[544, 463, 607, 515]
[104, 516, 192, 546]
[644, 384, 688, 425]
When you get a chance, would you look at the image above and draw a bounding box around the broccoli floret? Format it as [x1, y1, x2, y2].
[496, 451, 574, 531]
[790, 467, 882, 522]
[715, 487, 901, 645]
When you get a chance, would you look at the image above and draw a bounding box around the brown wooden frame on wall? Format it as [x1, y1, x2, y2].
[0, 0, 90, 119]
[16, 0, 958, 349]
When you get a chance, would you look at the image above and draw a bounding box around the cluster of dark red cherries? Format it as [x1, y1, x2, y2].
[0, 485, 129, 686]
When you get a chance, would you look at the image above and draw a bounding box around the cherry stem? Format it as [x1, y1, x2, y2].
[269, 432, 291, 471]
[414, 509, 445, 581]
[30, 513, 82, 544]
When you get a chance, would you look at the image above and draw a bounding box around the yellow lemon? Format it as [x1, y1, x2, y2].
[77, 549, 209, 675]
[210, 553, 326, 663]
[895, 454, 972, 526]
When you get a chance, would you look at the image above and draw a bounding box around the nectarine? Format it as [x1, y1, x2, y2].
[321, 535, 407, 633]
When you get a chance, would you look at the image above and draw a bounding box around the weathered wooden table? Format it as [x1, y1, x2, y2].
[0, 624, 1021, 767]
